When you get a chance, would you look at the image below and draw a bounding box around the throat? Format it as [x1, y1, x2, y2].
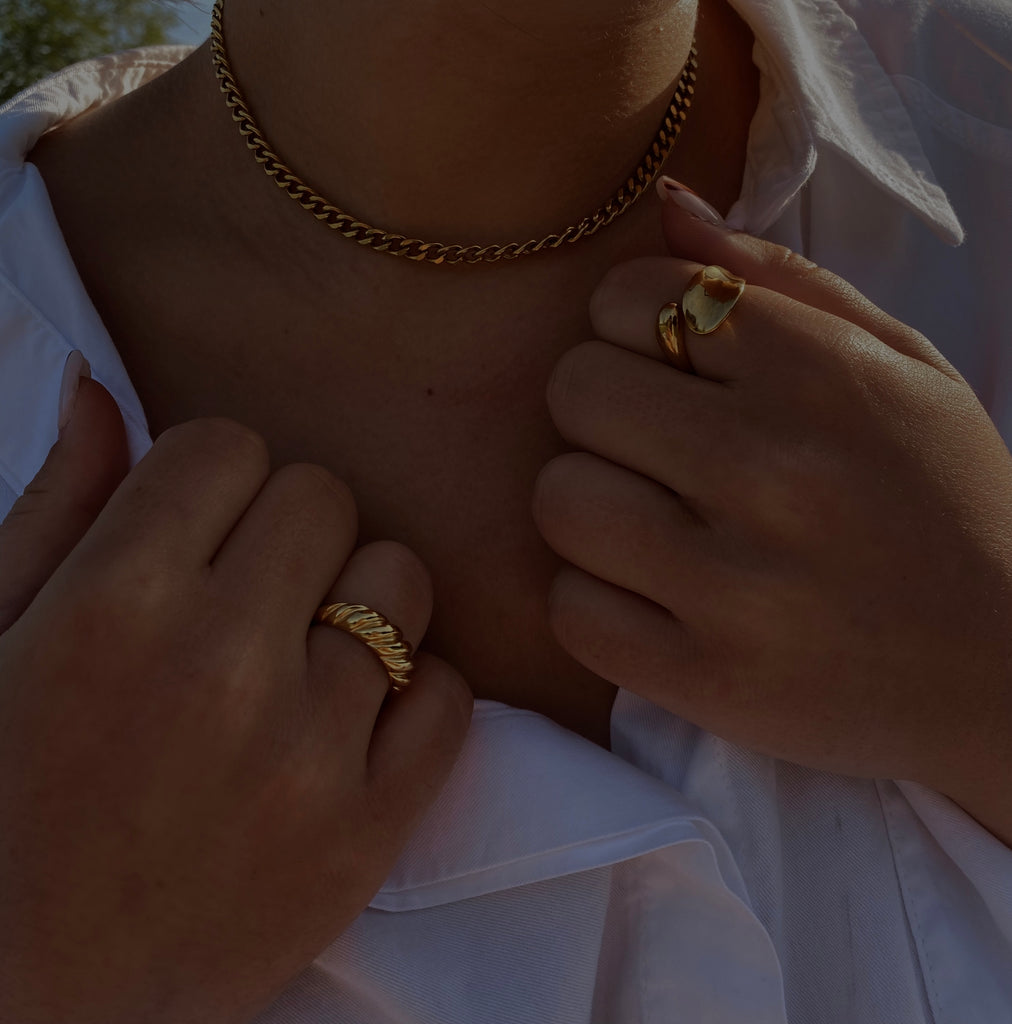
[211, 0, 700, 247]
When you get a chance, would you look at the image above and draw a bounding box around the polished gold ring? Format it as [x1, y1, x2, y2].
[682, 265, 746, 335]
[656, 301, 693, 372]
[656, 266, 746, 373]
[314, 603, 414, 692]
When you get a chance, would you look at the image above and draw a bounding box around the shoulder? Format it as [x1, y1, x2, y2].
[0, 46, 193, 179]
[0, 50, 169, 508]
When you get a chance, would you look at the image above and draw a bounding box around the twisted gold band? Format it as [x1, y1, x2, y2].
[314, 603, 415, 693]
[209, 0, 698, 265]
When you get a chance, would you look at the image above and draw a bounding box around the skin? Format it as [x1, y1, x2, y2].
[29, 0, 759, 744]
[541, 195, 1012, 843]
[6, 0, 1011, 1016]
[0, 383, 471, 1024]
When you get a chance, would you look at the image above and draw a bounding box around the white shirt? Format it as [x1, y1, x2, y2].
[1, 0, 1011, 1018]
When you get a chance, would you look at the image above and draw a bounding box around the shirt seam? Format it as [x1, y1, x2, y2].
[875, 780, 942, 1024]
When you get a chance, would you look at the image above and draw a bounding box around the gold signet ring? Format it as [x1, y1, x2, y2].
[682, 265, 746, 335]
[656, 302, 694, 373]
[314, 602, 415, 692]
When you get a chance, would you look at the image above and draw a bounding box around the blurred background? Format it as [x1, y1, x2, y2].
[0, 0, 212, 103]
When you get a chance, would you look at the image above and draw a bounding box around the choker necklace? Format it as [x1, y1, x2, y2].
[210, 0, 697, 266]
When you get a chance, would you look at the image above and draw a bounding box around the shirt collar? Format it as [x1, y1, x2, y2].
[371, 701, 749, 911]
[0, 45, 193, 180]
[0, 51, 176, 493]
[727, 0, 964, 244]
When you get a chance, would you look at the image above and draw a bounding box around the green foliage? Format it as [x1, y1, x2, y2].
[0, 0, 180, 103]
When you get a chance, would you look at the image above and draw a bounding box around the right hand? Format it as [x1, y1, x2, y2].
[0, 374, 471, 1024]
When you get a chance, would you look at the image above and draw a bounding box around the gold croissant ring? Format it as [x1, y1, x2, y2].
[314, 603, 415, 692]
[656, 265, 747, 372]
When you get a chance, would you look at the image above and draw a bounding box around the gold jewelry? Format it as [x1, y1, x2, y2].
[682, 266, 746, 335]
[314, 603, 415, 692]
[209, 0, 698, 265]
[656, 301, 693, 373]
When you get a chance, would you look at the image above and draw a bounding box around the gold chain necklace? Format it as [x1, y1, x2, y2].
[210, 0, 698, 266]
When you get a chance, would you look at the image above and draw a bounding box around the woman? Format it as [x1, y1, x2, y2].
[0, 0, 1010, 1020]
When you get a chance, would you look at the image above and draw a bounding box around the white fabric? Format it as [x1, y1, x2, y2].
[0, 0, 1010, 1017]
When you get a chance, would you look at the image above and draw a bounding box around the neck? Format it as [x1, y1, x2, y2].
[217, 0, 700, 246]
[29, 0, 757, 743]
[29, 0, 756, 378]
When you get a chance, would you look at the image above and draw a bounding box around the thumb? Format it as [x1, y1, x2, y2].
[656, 175, 957, 377]
[0, 353, 130, 634]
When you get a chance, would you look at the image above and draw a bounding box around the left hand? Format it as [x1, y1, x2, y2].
[534, 190, 1012, 836]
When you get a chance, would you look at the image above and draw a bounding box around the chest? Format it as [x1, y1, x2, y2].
[28, 119, 679, 749]
[109, 264, 622, 744]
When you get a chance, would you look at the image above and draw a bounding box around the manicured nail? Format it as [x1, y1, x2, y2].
[58, 350, 92, 434]
[656, 175, 725, 226]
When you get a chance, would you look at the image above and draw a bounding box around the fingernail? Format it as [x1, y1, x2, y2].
[656, 175, 725, 226]
[58, 350, 92, 434]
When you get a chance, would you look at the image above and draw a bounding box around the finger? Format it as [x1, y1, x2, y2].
[212, 463, 358, 636]
[548, 563, 768, 747]
[589, 256, 750, 382]
[307, 540, 435, 738]
[657, 176, 959, 379]
[0, 367, 129, 633]
[317, 539, 433, 652]
[77, 418, 271, 570]
[547, 562, 696, 701]
[547, 339, 748, 504]
[365, 650, 472, 817]
[589, 256, 850, 389]
[534, 451, 726, 615]
[584, 248, 920, 412]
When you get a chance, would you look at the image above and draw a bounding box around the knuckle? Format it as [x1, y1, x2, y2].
[546, 345, 579, 414]
[0, 490, 40, 530]
[769, 244, 820, 276]
[331, 632, 390, 691]
[784, 325, 882, 406]
[787, 443, 849, 523]
[547, 340, 607, 414]
[259, 746, 338, 820]
[271, 462, 357, 527]
[161, 418, 269, 473]
[360, 539, 433, 610]
[417, 656, 473, 740]
[533, 453, 579, 536]
[588, 260, 638, 321]
[589, 256, 670, 323]
[445, 672, 474, 734]
[532, 451, 569, 501]
[94, 557, 191, 623]
[546, 570, 584, 654]
[381, 540, 432, 601]
[743, 435, 842, 538]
